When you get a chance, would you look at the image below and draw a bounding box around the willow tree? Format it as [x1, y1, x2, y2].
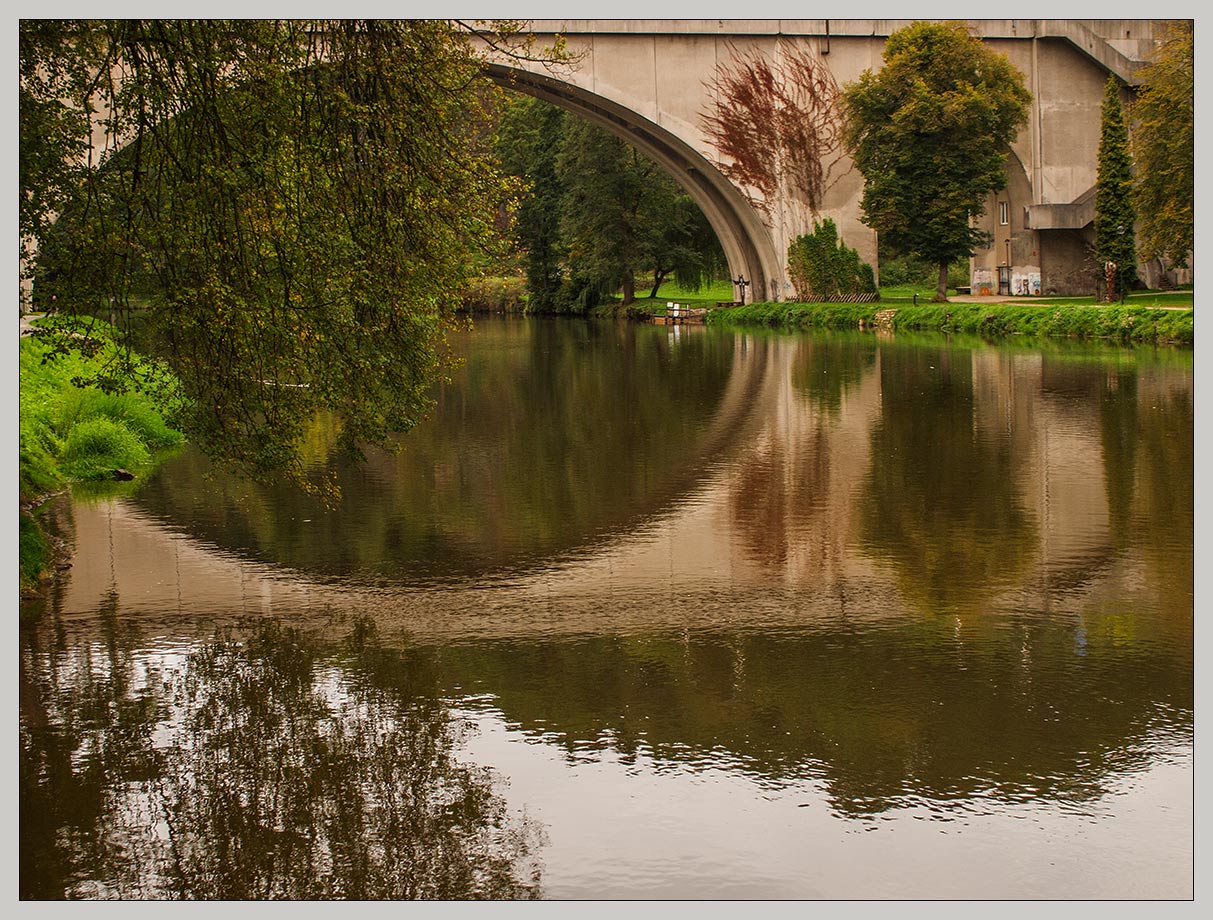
[20, 20, 548, 490]
[841, 21, 1030, 301]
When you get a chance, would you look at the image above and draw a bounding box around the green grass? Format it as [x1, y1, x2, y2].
[706, 297, 1193, 345]
[59, 416, 152, 480]
[876, 285, 1194, 309]
[596, 278, 739, 314]
[19, 317, 186, 593]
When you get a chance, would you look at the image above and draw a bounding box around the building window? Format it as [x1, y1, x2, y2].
[999, 201, 1009, 226]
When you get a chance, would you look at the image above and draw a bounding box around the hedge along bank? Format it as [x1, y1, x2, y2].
[705, 301, 1193, 346]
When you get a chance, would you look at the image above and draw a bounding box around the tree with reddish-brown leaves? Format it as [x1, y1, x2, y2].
[701, 42, 844, 221]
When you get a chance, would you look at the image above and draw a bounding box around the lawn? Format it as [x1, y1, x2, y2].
[616, 280, 1194, 313]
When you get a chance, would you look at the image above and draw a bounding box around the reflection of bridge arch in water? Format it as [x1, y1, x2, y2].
[49, 326, 778, 628]
[37, 333, 1192, 840]
[48, 331, 1190, 647]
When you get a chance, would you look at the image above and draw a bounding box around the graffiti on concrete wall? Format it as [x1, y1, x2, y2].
[1012, 268, 1042, 296]
[972, 267, 995, 296]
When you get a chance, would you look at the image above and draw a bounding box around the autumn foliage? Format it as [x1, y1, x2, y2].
[701, 42, 844, 219]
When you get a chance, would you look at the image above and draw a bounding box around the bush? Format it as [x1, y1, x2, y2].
[462, 276, 528, 313]
[787, 219, 878, 302]
[56, 388, 184, 449]
[60, 416, 151, 479]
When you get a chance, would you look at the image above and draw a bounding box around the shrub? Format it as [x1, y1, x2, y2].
[787, 219, 878, 302]
[56, 388, 184, 449]
[462, 275, 528, 313]
[878, 252, 969, 290]
[60, 416, 151, 480]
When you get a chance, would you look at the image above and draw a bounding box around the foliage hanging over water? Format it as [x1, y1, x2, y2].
[20, 20, 553, 489]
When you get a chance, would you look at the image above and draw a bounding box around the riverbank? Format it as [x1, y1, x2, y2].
[19, 315, 185, 597]
[702, 297, 1193, 345]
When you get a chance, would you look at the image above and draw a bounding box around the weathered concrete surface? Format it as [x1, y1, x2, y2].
[483, 20, 1177, 298]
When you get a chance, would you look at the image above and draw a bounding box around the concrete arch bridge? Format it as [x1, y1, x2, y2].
[479, 20, 1173, 299]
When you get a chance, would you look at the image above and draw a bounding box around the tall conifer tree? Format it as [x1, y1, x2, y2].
[1094, 75, 1138, 299]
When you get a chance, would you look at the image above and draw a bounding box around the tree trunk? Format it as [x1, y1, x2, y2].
[933, 262, 949, 302]
[648, 268, 669, 299]
[621, 273, 635, 305]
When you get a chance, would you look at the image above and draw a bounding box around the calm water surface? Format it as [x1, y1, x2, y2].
[20, 316, 1193, 899]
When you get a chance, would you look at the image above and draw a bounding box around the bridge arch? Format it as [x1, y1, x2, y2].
[484, 63, 781, 303]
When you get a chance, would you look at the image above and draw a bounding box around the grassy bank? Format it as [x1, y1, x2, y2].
[19, 317, 185, 595]
[704, 299, 1194, 345]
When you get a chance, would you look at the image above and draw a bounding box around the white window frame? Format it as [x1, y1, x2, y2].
[998, 201, 1010, 226]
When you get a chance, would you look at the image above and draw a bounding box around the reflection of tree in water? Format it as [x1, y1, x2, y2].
[20, 619, 543, 900]
[729, 336, 876, 569]
[438, 625, 1191, 820]
[132, 317, 736, 581]
[860, 343, 1036, 615]
[1098, 367, 1139, 550]
[1134, 386, 1193, 634]
[790, 335, 877, 417]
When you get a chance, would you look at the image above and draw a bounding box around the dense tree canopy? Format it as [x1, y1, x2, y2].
[496, 97, 725, 311]
[495, 96, 568, 312]
[20, 19, 547, 489]
[1094, 75, 1138, 299]
[840, 21, 1030, 301]
[1131, 21, 1193, 269]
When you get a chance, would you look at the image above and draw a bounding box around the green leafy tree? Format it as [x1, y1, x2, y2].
[20, 20, 553, 490]
[498, 98, 724, 312]
[1095, 75, 1138, 299]
[497, 96, 570, 312]
[18, 21, 102, 287]
[636, 174, 726, 299]
[1132, 21, 1193, 269]
[841, 20, 1030, 301]
[553, 113, 723, 309]
[554, 117, 646, 305]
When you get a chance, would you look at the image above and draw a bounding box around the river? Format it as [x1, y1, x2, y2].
[19, 315, 1193, 899]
